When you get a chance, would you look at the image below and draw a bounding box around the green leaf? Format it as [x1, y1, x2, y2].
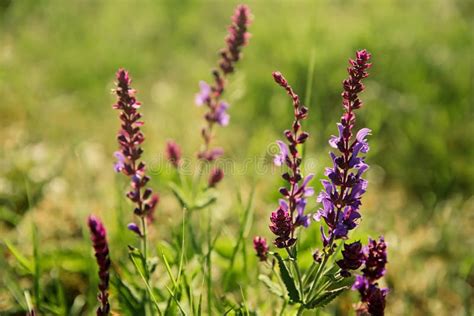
[326, 275, 355, 291]
[169, 182, 191, 209]
[110, 275, 143, 314]
[273, 253, 300, 303]
[258, 274, 283, 298]
[305, 288, 346, 309]
[193, 191, 217, 210]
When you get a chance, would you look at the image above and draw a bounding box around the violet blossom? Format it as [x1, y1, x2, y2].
[269, 71, 313, 248]
[113, 69, 159, 219]
[315, 49, 372, 246]
[88, 215, 111, 316]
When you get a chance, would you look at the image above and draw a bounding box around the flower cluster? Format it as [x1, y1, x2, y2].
[253, 236, 269, 262]
[353, 237, 389, 316]
[315, 50, 372, 247]
[336, 240, 364, 276]
[88, 215, 111, 316]
[195, 4, 252, 161]
[113, 69, 159, 225]
[270, 72, 314, 248]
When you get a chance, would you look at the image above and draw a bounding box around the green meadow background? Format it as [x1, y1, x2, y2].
[1, 0, 472, 315]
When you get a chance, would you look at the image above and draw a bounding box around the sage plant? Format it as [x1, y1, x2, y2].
[195, 4, 251, 163]
[271, 71, 313, 249]
[87, 215, 111, 316]
[254, 50, 388, 315]
[167, 4, 252, 211]
[113, 69, 159, 247]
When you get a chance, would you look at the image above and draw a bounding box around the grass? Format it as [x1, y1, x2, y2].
[0, 0, 473, 315]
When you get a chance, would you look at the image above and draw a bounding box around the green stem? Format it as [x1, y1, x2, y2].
[207, 207, 212, 315]
[306, 254, 329, 301]
[140, 216, 149, 279]
[278, 300, 287, 316]
[140, 216, 150, 315]
[297, 304, 305, 315]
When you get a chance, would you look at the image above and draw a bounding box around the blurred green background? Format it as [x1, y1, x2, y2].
[0, 0, 472, 315]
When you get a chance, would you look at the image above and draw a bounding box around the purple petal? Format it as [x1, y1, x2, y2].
[278, 199, 289, 211]
[195, 81, 211, 106]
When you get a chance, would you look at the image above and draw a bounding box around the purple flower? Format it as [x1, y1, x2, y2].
[337, 241, 364, 276]
[215, 101, 230, 126]
[273, 140, 288, 166]
[253, 236, 269, 261]
[353, 277, 388, 316]
[195, 81, 211, 106]
[352, 236, 389, 315]
[113, 69, 159, 219]
[87, 215, 111, 316]
[208, 167, 224, 187]
[362, 237, 388, 281]
[316, 50, 372, 244]
[113, 151, 126, 173]
[165, 140, 182, 168]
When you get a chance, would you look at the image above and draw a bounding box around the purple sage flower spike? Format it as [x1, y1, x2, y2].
[197, 4, 252, 161]
[87, 215, 111, 316]
[268, 71, 314, 248]
[353, 236, 389, 316]
[253, 236, 269, 261]
[113, 69, 159, 219]
[317, 50, 372, 244]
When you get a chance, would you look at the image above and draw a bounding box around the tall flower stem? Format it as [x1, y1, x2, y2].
[140, 216, 149, 279]
[206, 207, 212, 315]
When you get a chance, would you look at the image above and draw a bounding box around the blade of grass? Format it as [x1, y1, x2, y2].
[32, 223, 41, 311]
[206, 207, 212, 316]
[129, 251, 162, 315]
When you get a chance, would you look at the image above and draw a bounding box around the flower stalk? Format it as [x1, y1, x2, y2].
[195, 4, 252, 161]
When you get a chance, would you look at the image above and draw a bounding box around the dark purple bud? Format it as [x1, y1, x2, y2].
[313, 249, 322, 263]
[362, 236, 387, 281]
[166, 140, 182, 168]
[208, 168, 224, 187]
[253, 236, 269, 261]
[269, 207, 293, 248]
[284, 130, 294, 142]
[337, 241, 365, 275]
[297, 132, 309, 144]
[279, 187, 289, 197]
[272, 71, 288, 87]
[127, 223, 142, 237]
